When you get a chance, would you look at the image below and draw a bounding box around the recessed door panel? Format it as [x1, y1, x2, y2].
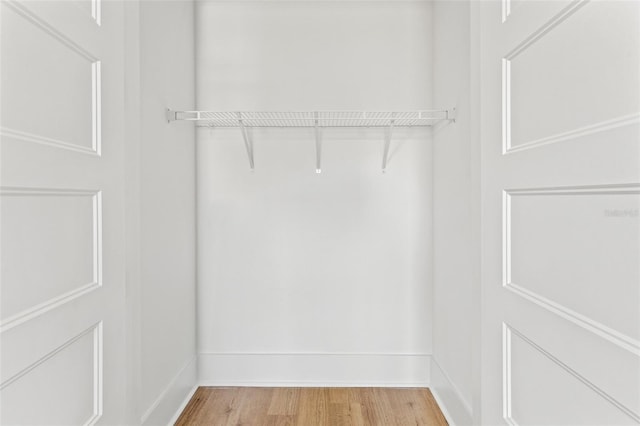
[0, 2, 99, 155]
[506, 186, 640, 341]
[505, 325, 638, 425]
[0, 325, 101, 426]
[504, 1, 639, 152]
[0, 189, 101, 330]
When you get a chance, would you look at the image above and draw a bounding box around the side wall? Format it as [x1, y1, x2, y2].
[127, 1, 198, 424]
[196, 0, 434, 386]
[432, 1, 477, 424]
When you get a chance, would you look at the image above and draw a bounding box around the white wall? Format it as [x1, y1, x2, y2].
[196, 0, 434, 385]
[127, 1, 198, 424]
[431, 1, 478, 424]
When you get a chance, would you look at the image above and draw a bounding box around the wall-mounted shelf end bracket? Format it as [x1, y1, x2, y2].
[167, 109, 200, 123]
[447, 108, 457, 123]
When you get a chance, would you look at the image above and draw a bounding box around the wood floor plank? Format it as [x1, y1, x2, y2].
[263, 414, 295, 426]
[327, 388, 350, 404]
[202, 387, 242, 425]
[268, 388, 300, 416]
[235, 387, 273, 425]
[423, 389, 449, 426]
[175, 387, 448, 426]
[328, 402, 349, 426]
[349, 402, 366, 426]
[359, 388, 396, 426]
[294, 388, 329, 426]
[386, 387, 432, 425]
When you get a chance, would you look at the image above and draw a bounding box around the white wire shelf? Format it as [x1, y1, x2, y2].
[166, 109, 456, 172]
[166, 109, 456, 127]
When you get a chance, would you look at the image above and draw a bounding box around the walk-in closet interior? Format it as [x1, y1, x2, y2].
[1, 0, 638, 424]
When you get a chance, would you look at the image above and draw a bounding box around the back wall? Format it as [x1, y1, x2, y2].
[196, 0, 434, 385]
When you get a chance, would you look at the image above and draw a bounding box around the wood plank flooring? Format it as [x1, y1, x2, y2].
[175, 387, 448, 426]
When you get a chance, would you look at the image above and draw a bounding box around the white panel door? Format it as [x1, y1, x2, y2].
[0, 1, 127, 424]
[480, 0, 640, 424]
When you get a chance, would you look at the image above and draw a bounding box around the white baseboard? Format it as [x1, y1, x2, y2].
[199, 352, 431, 387]
[141, 356, 198, 426]
[430, 357, 473, 426]
[166, 385, 198, 426]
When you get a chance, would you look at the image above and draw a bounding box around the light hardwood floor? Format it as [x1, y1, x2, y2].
[175, 387, 448, 426]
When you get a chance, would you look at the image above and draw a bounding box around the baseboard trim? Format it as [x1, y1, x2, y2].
[430, 357, 473, 426]
[199, 352, 431, 387]
[141, 354, 465, 424]
[198, 380, 431, 387]
[141, 355, 197, 426]
[166, 385, 198, 425]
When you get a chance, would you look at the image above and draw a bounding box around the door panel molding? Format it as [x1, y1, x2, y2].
[503, 323, 640, 425]
[502, 0, 639, 153]
[502, 112, 640, 155]
[0, 322, 103, 425]
[502, 0, 590, 153]
[1, 0, 101, 156]
[0, 187, 102, 333]
[503, 184, 640, 355]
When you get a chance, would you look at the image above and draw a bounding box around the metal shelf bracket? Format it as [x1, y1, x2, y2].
[382, 113, 395, 173]
[166, 108, 177, 123]
[314, 112, 322, 174]
[237, 112, 255, 171]
[447, 108, 457, 123]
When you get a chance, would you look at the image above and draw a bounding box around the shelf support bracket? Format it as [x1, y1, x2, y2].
[166, 109, 177, 123]
[382, 114, 395, 173]
[237, 112, 255, 171]
[315, 112, 322, 174]
[447, 107, 457, 123]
